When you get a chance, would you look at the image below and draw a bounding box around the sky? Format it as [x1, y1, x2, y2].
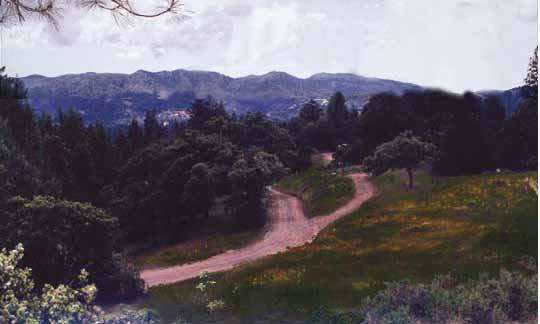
[5, 0, 538, 92]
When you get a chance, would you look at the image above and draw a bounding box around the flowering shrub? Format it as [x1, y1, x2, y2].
[195, 271, 225, 313]
[0, 244, 176, 324]
[0, 244, 99, 324]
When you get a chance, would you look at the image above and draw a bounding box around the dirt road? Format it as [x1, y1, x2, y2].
[141, 173, 374, 287]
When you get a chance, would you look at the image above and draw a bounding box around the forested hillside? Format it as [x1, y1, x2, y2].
[0, 73, 302, 302]
[0, 47, 537, 323]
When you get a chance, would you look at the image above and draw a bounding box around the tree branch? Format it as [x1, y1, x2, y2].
[0, 0, 183, 27]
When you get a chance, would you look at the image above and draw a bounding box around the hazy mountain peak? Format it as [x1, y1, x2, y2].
[20, 69, 422, 124]
[260, 71, 297, 80]
[309, 72, 364, 81]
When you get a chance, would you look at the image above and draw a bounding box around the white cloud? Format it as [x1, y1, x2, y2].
[4, 0, 538, 92]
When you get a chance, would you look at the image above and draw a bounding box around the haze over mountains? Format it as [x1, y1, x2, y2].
[21, 69, 522, 125]
[21, 70, 421, 124]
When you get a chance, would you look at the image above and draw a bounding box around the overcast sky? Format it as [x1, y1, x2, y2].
[5, 0, 538, 92]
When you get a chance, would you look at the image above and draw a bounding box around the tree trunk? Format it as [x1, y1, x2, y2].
[406, 168, 414, 189]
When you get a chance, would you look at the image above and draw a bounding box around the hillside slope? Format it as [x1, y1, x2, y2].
[147, 170, 537, 320]
[140, 173, 373, 287]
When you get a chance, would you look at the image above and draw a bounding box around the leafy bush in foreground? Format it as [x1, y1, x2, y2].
[306, 261, 537, 324]
[0, 244, 190, 324]
[0, 195, 144, 302]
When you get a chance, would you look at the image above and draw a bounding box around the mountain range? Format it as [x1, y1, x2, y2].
[20, 69, 523, 125]
[20, 70, 422, 124]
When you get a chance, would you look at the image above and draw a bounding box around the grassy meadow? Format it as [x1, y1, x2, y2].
[146, 169, 537, 322]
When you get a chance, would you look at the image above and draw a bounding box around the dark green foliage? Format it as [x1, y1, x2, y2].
[305, 308, 357, 324]
[113, 126, 287, 243]
[351, 86, 538, 175]
[288, 93, 357, 155]
[127, 118, 145, 155]
[228, 151, 287, 228]
[278, 167, 355, 217]
[363, 131, 439, 188]
[109, 99, 295, 244]
[299, 100, 323, 123]
[355, 90, 491, 175]
[497, 87, 538, 170]
[0, 66, 298, 281]
[0, 196, 144, 302]
[326, 92, 349, 130]
[0, 118, 59, 201]
[305, 268, 537, 324]
[187, 98, 228, 130]
[144, 109, 165, 144]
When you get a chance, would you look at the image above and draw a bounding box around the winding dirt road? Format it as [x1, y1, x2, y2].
[141, 172, 374, 287]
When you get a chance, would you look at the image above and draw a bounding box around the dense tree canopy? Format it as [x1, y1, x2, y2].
[112, 100, 292, 243]
[0, 196, 143, 301]
[338, 86, 536, 175]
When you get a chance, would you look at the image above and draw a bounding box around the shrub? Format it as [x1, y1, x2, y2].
[306, 264, 537, 324]
[305, 307, 356, 324]
[0, 195, 144, 302]
[0, 244, 155, 324]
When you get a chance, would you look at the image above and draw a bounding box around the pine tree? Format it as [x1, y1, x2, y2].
[327, 91, 348, 126]
[114, 129, 129, 164]
[88, 121, 114, 188]
[143, 109, 163, 144]
[127, 118, 144, 155]
[525, 46, 538, 87]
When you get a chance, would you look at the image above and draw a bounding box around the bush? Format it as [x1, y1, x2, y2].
[0, 244, 156, 324]
[306, 265, 537, 324]
[362, 276, 457, 323]
[305, 307, 357, 324]
[0, 195, 144, 302]
[456, 269, 537, 323]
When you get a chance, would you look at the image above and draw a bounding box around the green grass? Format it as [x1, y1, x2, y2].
[278, 167, 355, 218]
[146, 170, 537, 322]
[134, 231, 260, 269]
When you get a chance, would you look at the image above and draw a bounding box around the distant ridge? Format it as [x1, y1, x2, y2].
[22, 69, 523, 125]
[20, 69, 422, 124]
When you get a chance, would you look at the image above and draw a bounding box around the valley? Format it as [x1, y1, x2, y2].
[1, 1, 537, 324]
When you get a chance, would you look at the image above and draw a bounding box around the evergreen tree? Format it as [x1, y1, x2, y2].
[299, 100, 323, 123]
[58, 109, 85, 151]
[327, 91, 348, 127]
[88, 121, 115, 198]
[525, 46, 538, 87]
[143, 109, 163, 144]
[127, 118, 144, 155]
[114, 129, 130, 164]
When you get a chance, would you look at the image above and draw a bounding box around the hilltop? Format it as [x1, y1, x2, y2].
[21, 70, 420, 124]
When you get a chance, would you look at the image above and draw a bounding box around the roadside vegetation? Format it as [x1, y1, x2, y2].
[134, 231, 261, 269]
[278, 166, 355, 218]
[147, 170, 537, 322]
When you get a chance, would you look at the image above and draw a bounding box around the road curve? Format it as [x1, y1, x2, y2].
[141, 173, 374, 287]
